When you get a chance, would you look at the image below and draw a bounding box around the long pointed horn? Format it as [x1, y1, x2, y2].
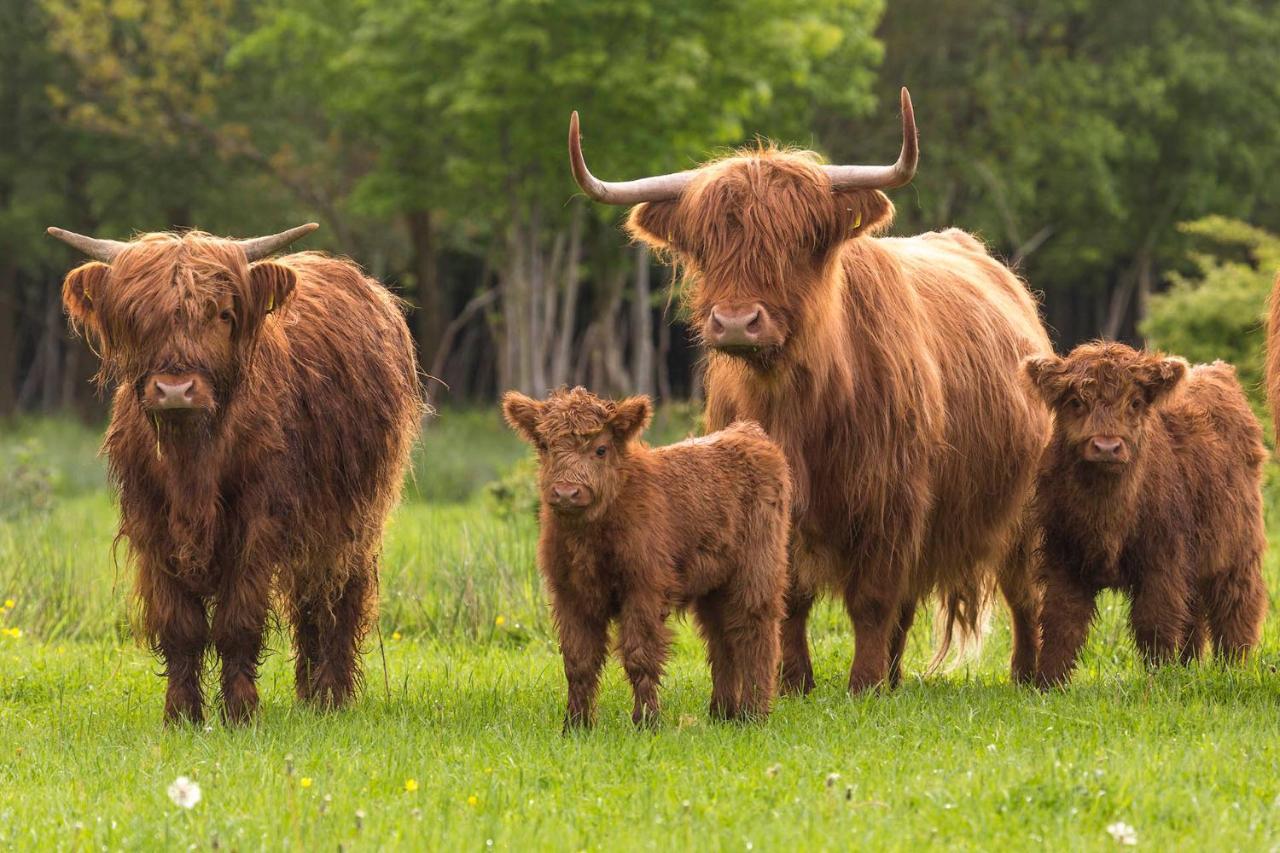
[236, 223, 319, 262]
[822, 87, 919, 191]
[46, 227, 128, 263]
[569, 112, 697, 205]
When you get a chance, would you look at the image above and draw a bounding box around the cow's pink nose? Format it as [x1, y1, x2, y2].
[154, 380, 195, 409]
[1085, 436, 1126, 462]
[552, 484, 579, 501]
[704, 304, 782, 350]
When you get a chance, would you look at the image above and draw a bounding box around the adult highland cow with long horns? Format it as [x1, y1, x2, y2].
[49, 224, 422, 725]
[569, 89, 1052, 692]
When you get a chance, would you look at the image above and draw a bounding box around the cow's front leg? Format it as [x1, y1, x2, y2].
[141, 564, 209, 725]
[844, 578, 902, 694]
[213, 561, 272, 724]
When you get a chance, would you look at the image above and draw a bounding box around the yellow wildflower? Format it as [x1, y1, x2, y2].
[404, 779, 418, 793]
[3, 599, 13, 609]
[300, 777, 313, 789]
[467, 795, 478, 807]
[494, 615, 506, 627]
[391, 631, 402, 641]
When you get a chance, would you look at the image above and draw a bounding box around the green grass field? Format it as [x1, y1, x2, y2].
[4, 411, 1280, 850]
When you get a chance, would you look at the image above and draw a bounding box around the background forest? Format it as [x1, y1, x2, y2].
[5, 0, 1280, 415]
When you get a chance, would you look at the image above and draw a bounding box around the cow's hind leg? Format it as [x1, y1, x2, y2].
[779, 584, 815, 696]
[694, 592, 741, 720]
[887, 601, 916, 689]
[293, 563, 374, 710]
[1204, 565, 1266, 662]
[998, 527, 1041, 685]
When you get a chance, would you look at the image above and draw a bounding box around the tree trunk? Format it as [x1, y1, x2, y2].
[0, 263, 15, 418]
[406, 209, 442, 374]
[630, 245, 653, 397]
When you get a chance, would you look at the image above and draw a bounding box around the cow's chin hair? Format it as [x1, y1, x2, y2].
[710, 344, 785, 372]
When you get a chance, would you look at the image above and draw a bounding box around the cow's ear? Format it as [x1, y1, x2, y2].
[626, 201, 681, 251]
[1134, 356, 1187, 405]
[61, 262, 110, 332]
[610, 395, 652, 443]
[1021, 354, 1067, 404]
[831, 189, 894, 239]
[246, 261, 296, 326]
[502, 392, 544, 446]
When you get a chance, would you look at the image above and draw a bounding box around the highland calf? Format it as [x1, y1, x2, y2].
[49, 224, 422, 724]
[1023, 342, 1267, 687]
[569, 89, 1051, 692]
[503, 388, 791, 728]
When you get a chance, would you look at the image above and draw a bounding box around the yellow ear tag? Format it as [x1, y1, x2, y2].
[852, 212, 863, 230]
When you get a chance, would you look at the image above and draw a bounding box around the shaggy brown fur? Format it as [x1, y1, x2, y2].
[1267, 270, 1280, 440]
[1023, 342, 1267, 687]
[626, 148, 1051, 692]
[60, 231, 422, 724]
[503, 387, 791, 729]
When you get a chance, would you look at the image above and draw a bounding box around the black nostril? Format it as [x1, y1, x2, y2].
[745, 312, 762, 334]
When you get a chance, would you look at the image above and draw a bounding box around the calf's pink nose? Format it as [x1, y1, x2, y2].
[154, 379, 195, 409]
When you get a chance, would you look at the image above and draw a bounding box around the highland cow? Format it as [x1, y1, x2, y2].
[1023, 342, 1267, 687]
[49, 224, 422, 724]
[568, 89, 1051, 692]
[503, 387, 791, 728]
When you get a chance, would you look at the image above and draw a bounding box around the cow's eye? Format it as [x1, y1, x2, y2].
[219, 309, 234, 324]
[1130, 397, 1143, 412]
[1067, 398, 1084, 413]
[595, 445, 607, 458]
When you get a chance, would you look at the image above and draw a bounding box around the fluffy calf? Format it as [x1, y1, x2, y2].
[503, 387, 791, 728]
[51, 225, 422, 724]
[1023, 342, 1267, 687]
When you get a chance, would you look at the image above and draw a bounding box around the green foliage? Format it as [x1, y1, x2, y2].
[1142, 217, 1280, 423]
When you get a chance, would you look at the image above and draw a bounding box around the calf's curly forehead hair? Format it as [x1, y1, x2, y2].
[59, 230, 298, 385]
[502, 386, 653, 448]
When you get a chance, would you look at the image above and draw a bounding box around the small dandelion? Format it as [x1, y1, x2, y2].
[167, 776, 202, 809]
[467, 795, 479, 807]
[3, 599, 14, 609]
[495, 615, 506, 627]
[1106, 822, 1138, 846]
[404, 779, 418, 793]
[825, 772, 841, 789]
[300, 777, 313, 789]
[391, 631, 402, 641]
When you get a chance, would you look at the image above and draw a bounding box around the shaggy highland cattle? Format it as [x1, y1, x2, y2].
[49, 224, 422, 724]
[503, 387, 791, 728]
[568, 89, 1052, 692]
[1023, 342, 1267, 687]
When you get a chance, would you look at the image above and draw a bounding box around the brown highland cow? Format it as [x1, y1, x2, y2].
[568, 89, 1051, 692]
[49, 224, 422, 724]
[1023, 342, 1267, 687]
[503, 387, 791, 728]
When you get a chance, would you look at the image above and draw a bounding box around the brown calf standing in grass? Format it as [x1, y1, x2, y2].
[1022, 342, 1267, 687]
[503, 387, 791, 728]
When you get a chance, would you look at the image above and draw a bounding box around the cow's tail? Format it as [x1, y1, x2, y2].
[925, 579, 995, 676]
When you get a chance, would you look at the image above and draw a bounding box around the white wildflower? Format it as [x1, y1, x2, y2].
[167, 776, 202, 809]
[1106, 821, 1137, 846]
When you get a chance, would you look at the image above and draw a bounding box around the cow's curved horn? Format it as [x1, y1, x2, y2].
[822, 87, 918, 191]
[46, 227, 128, 263]
[569, 112, 696, 205]
[235, 223, 319, 261]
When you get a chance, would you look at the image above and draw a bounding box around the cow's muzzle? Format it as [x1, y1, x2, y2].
[143, 372, 215, 413]
[704, 303, 784, 353]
